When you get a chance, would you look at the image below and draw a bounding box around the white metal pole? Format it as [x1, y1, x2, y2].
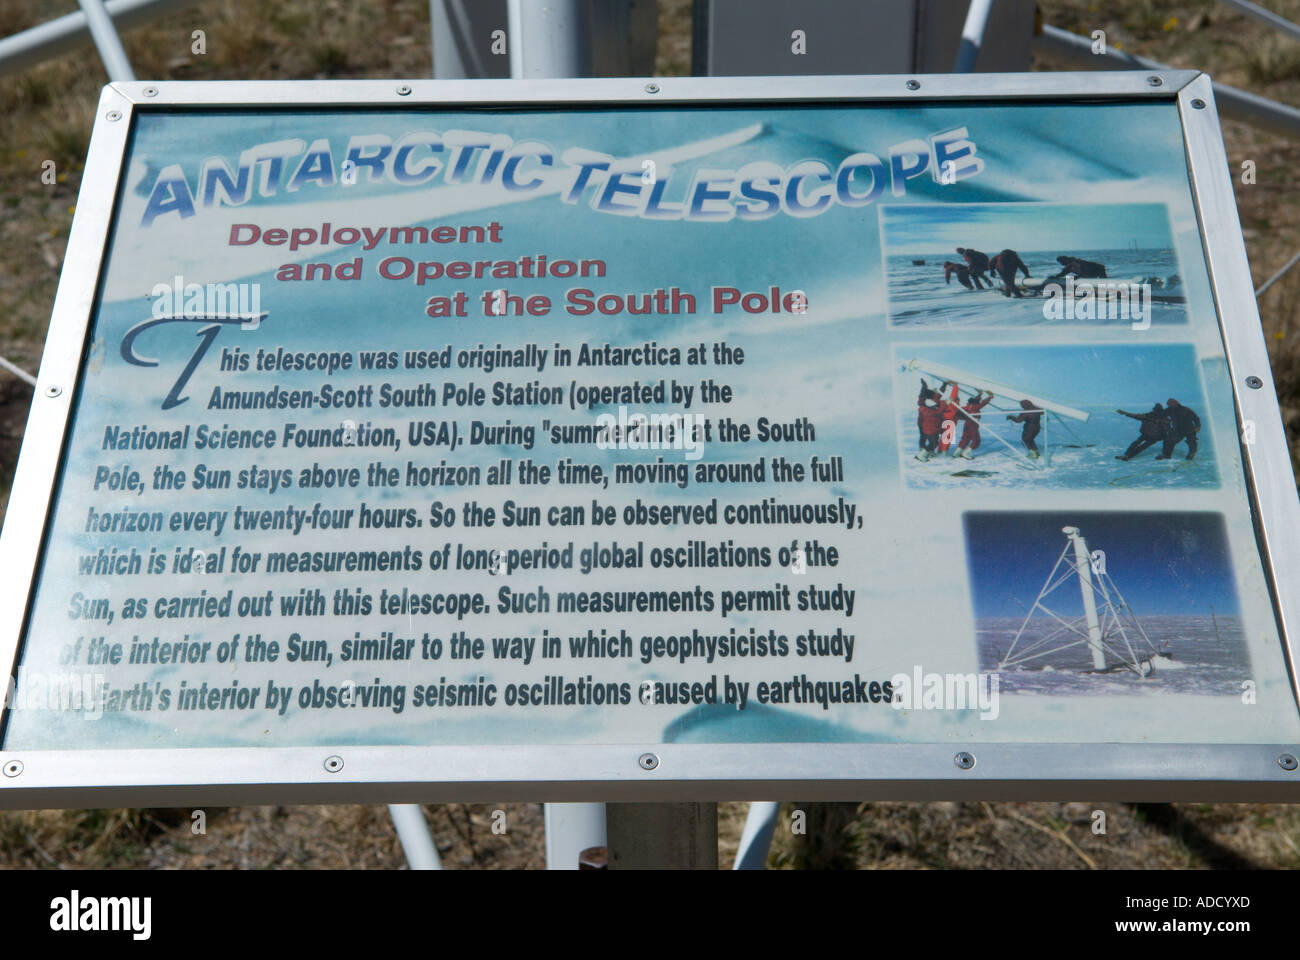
[0, 0, 201, 79]
[75, 0, 136, 81]
[1217, 0, 1300, 44]
[954, 0, 995, 72]
[512, 0, 591, 78]
[0, 355, 37, 388]
[1256, 248, 1300, 297]
[506, 0, 524, 78]
[1033, 25, 1300, 141]
[544, 802, 607, 869]
[388, 804, 443, 870]
[1065, 527, 1107, 669]
[733, 802, 780, 869]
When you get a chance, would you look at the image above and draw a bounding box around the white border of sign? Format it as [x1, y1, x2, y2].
[2, 73, 1298, 807]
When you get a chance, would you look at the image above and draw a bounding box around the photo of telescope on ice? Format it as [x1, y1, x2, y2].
[999, 525, 1166, 679]
[965, 511, 1251, 696]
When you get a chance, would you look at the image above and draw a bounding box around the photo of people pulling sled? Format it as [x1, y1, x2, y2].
[884, 202, 1188, 327]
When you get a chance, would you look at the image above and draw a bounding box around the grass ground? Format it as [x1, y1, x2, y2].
[1, 0, 1298, 868]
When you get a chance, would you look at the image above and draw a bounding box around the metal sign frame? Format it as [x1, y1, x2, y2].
[2, 72, 1299, 807]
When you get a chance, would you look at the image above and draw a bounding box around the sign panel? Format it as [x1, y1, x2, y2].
[2, 75, 1298, 804]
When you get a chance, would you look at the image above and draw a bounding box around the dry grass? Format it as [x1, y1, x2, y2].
[2, 0, 1299, 868]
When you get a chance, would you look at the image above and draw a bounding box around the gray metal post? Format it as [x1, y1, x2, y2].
[606, 803, 718, 869]
[954, 0, 995, 72]
[510, 0, 592, 78]
[431, 0, 503, 79]
[75, 0, 136, 81]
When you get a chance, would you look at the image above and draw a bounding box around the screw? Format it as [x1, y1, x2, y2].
[105, 110, 121, 121]
[2, 760, 22, 778]
[324, 755, 344, 773]
[1246, 376, 1263, 389]
[637, 752, 659, 770]
[396, 84, 411, 96]
[1191, 98, 1206, 110]
[954, 751, 975, 770]
[45, 385, 61, 398]
[1279, 754, 1298, 771]
[906, 79, 921, 90]
[143, 86, 158, 97]
[644, 82, 660, 94]
[1147, 76, 1163, 87]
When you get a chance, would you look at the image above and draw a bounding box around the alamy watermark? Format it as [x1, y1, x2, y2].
[890, 665, 1000, 720]
[150, 274, 263, 329]
[595, 405, 706, 460]
[1041, 277, 1152, 330]
[4, 671, 109, 718]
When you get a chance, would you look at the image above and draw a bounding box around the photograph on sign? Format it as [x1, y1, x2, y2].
[894, 343, 1219, 487]
[0, 86, 1297, 790]
[881, 202, 1186, 326]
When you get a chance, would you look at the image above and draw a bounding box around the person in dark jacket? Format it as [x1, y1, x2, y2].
[1051, 255, 1107, 279]
[1116, 404, 1171, 460]
[1006, 399, 1043, 459]
[956, 247, 992, 289]
[990, 249, 1031, 297]
[944, 260, 975, 290]
[1158, 397, 1201, 460]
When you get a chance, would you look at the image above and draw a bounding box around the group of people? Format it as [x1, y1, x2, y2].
[913, 376, 1202, 466]
[1116, 400, 1201, 461]
[915, 378, 1026, 461]
[942, 247, 1107, 298]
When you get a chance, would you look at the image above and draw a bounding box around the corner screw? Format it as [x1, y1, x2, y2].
[906, 79, 921, 90]
[644, 82, 660, 94]
[1191, 98, 1206, 109]
[142, 86, 158, 97]
[1279, 754, 1298, 771]
[1246, 376, 1263, 389]
[45, 385, 61, 398]
[324, 755, 344, 773]
[2, 760, 22, 778]
[105, 110, 122, 121]
[954, 751, 975, 770]
[1147, 76, 1163, 87]
[637, 752, 659, 770]
[396, 84, 412, 96]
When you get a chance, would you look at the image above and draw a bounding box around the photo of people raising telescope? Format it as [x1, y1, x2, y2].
[897, 345, 1215, 489]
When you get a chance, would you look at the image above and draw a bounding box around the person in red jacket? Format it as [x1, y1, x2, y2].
[936, 381, 961, 453]
[915, 379, 943, 461]
[955, 389, 994, 459]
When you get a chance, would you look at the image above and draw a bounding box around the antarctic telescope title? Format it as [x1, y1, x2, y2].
[138, 126, 984, 227]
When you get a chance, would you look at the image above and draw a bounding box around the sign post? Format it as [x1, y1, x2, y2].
[1, 73, 1298, 809]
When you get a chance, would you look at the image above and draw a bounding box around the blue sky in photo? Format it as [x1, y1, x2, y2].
[964, 512, 1239, 618]
[882, 202, 1175, 256]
